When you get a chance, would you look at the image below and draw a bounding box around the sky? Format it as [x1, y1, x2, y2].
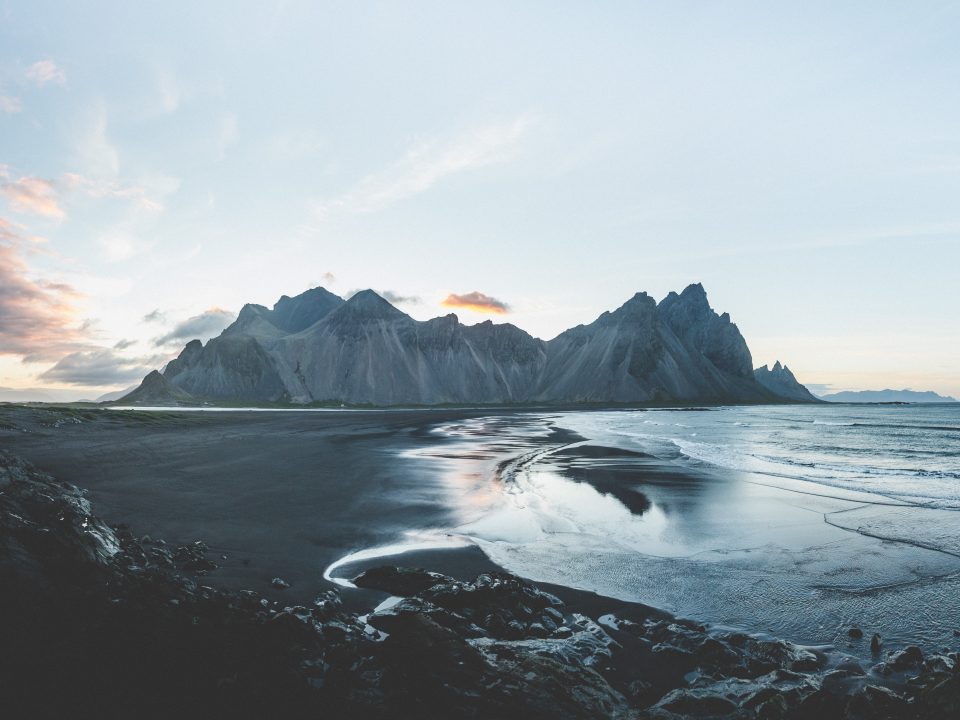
[1, 1, 958, 401]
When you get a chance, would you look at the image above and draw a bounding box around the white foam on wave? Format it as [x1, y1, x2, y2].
[322, 532, 474, 588]
[673, 437, 960, 509]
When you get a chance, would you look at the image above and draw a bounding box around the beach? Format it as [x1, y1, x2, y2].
[4, 402, 960, 717]
[3, 403, 959, 655]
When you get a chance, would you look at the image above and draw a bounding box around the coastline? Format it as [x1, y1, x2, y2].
[4, 402, 959, 650]
[3, 403, 960, 717]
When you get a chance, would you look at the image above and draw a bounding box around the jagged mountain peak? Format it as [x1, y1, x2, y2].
[659, 282, 710, 313]
[346, 288, 386, 304]
[318, 290, 411, 328]
[754, 361, 818, 402]
[594, 291, 656, 326]
[123, 283, 813, 406]
[270, 286, 344, 333]
[681, 281, 707, 299]
[225, 287, 343, 337]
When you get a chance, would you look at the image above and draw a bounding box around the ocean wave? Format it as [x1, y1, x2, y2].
[673, 438, 960, 509]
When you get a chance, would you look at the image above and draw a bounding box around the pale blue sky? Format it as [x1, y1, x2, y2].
[1, 1, 958, 399]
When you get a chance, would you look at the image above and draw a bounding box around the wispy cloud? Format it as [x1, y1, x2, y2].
[142, 309, 166, 323]
[39, 348, 165, 386]
[0, 95, 21, 114]
[442, 291, 510, 314]
[0, 217, 21, 241]
[218, 113, 239, 159]
[154, 307, 236, 347]
[26, 59, 66, 87]
[0, 238, 88, 362]
[96, 229, 151, 262]
[316, 114, 536, 216]
[345, 288, 421, 306]
[156, 68, 180, 113]
[381, 290, 421, 305]
[62, 172, 164, 211]
[0, 175, 64, 218]
[73, 101, 120, 178]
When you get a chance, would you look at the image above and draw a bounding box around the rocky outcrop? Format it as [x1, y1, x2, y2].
[538, 285, 771, 403]
[1, 452, 958, 719]
[122, 284, 816, 406]
[117, 369, 195, 405]
[754, 361, 820, 402]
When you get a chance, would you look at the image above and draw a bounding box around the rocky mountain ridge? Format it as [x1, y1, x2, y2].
[754, 361, 821, 403]
[122, 284, 816, 406]
[821, 389, 957, 404]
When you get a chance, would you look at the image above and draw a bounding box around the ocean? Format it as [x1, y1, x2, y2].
[406, 403, 960, 656]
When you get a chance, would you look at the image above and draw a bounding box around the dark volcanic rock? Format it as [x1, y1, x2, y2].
[3, 451, 958, 719]
[353, 565, 453, 596]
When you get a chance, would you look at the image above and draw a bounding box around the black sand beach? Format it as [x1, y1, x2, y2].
[3, 404, 960, 718]
[0, 405, 666, 621]
[0, 406, 498, 603]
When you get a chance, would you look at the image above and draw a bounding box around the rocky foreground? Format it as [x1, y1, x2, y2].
[1, 451, 958, 719]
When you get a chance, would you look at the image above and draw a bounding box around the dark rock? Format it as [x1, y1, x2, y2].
[871, 633, 883, 653]
[888, 645, 924, 671]
[919, 674, 960, 718]
[352, 565, 453, 596]
[655, 688, 738, 716]
[847, 627, 864, 639]
[847, 684, 912, 719]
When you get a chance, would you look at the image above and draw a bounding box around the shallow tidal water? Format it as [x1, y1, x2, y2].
[401, 404, 960, 657]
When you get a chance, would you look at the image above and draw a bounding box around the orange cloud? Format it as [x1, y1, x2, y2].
[0, 217, 20, 241]
[0, 240, 87, 362]
[441, 291, 510, 314]
[1, 176, 64, 218]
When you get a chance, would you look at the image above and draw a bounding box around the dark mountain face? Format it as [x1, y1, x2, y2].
[118, 370, 194, 404]
[226, 287, 344, 338]
[658, 284, 754, 380]
[754, 361, 820, 403]
[122, 284, 813, 406]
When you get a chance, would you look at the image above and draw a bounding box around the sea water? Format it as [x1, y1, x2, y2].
[415, 404, 960, 655]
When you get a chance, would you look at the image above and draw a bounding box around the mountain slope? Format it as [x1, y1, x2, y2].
[538, 286, 771, 403]
[271, 291, 546, 405]
[754, 361, 820, 402]
[121, 284, 813, 406]
[119, 371, 195, 405]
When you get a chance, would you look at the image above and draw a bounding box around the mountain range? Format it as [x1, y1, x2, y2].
[121, 283, 816, 406]
[820, 389, 957, 403]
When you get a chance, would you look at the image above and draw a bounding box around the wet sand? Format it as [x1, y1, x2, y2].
[0, 406, 492, 603]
